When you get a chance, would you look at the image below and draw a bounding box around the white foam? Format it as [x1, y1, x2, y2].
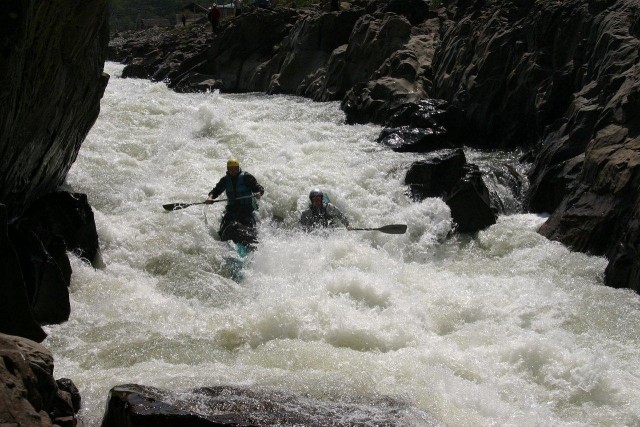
[44, 62, 640, 427]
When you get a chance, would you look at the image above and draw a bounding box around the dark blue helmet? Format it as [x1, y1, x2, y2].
[309, 188, 323, 199]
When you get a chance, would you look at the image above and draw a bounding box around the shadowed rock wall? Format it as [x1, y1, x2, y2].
[0, 1, 108, 341]
[431, 0, 640, 290]
[0, 0, 110, 217]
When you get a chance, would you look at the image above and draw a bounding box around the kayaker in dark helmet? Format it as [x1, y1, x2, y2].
[300, 188, 352, 230]
[206, 159, 264, 242]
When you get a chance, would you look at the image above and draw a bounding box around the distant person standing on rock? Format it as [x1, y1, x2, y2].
[208, 3, 221, 32]
[181, 14, 186, 26]
[234, 0, 243, 16]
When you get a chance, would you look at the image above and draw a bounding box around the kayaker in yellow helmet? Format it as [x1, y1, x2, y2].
[206, 159, 264, 243]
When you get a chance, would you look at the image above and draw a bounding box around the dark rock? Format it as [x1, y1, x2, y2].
[431, 0, 584, 148]
[266, 9, 363, 97]
[0, 0, 110, 216]
[378, 125, 453, 152]
[339, 14, 417, 122]
[537, 128, 640, 257]
[122, 63, 150, 79]
[405, 149, 496, 232]
[527, 151, 584, 214]
[0, 205, 46, 342]
[57, 378, 82, 413]
[1, 191, 99, 337]
[444, 164, 497, 233]
[364, 0, 433, 25]
[405, 149, 467, 199]
[0, 333, 81, 426]
[342, 76, 420, 125]
[605, 239, 640, 292]
[375, 99, 473, 152]
[386, 99, 451, 129]
[101, 383, 442, 427]
[102, 385, 251, 426]
[7, 221, 70, 326]
[21, 191, 100, 265]
[173, 73, 223, 93]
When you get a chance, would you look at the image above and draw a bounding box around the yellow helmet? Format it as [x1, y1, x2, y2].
[227, 158, 240, 168]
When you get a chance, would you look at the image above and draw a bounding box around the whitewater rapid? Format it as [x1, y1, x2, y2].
[44, 62, 640, 426]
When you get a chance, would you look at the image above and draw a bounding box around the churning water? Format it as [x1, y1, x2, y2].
[44, 62, 640, 426]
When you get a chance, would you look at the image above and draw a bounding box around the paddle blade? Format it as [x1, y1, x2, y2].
[376, 224, 407, 234]
[163, 203, 192, 211]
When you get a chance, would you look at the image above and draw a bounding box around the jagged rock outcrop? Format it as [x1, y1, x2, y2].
[1, 193, 100, 343]
[0, 333, 82, 426]
[405, 149, 497, 232]
[0, 0, 110, 216]
[108, 2, 438, 109]
[376, 99, 467, 151]
[431, 0, 640, 290]
[0, 1, 108, 337]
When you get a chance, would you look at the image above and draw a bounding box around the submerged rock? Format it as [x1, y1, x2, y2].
[101, 384, 443, 427]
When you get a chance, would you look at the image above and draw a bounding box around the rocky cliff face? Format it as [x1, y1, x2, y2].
[0, 0, 110, 216]
[431, 0, 639, 290]
[1, 1, 108, 421]
[0, 0, 109, 341]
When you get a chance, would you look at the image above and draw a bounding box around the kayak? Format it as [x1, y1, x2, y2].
[219, 220, 258, 251]
[219, 221, 257, 282]
[225, 241, 249, 282]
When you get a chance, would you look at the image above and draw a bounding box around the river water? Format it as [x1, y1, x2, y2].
[44, 62, 640, 426]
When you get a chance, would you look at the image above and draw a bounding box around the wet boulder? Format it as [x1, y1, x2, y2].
[444, 164, 497, 233]
[7, 222, 70, 326]
[173, 73, 223, 93]
[1, 192, 100, 341]
[405, 149, 496, 233]
[377, 125, 452, 152]
[605, 243, 640, 293]
[20, 191, 100, 265]
[0, 205, 46, 342]
[0, 333, 82, 427]
[122, 63, 150, 79]
[376, 99, 470, 152]
[101, 384, 442, 427]
[102, 385, 249, 427]
[405, 149, 467, 198]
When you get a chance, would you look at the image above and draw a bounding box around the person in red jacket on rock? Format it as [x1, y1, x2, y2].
[208, 4, 221, 32]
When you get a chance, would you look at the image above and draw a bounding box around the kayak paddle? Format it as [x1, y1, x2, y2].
[163, 194, 256, 211]
[350, 224, 407, 234]
[163, 201, 208, 211]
